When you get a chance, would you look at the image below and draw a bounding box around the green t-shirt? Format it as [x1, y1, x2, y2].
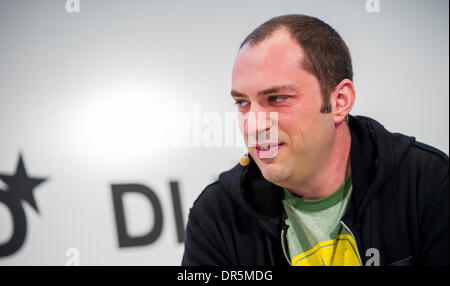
[282, 175, 361, 266]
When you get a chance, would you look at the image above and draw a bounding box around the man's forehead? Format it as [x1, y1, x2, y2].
[233, 30, 305, 76]
[238, 29, 302, 59]
[232, 32, 306, 93]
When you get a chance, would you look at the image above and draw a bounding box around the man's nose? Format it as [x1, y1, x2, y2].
[245, 111, 272, 137]
[244, 102, 276, 139]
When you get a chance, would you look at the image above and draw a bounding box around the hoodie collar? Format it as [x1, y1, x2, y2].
[219, 157, 284, 238]
[346, 115, 415, 224]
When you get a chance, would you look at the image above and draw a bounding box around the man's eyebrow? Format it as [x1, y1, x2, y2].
[231, 90, 247, 98]
[257, 84, 298, 96]
[231, 84, 298, 98]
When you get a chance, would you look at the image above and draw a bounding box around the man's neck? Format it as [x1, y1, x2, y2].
[287, 121, 352, 200]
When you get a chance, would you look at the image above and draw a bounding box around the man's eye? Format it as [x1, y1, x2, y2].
[234, 100, 249, 108]
[268, 96, 287, 103]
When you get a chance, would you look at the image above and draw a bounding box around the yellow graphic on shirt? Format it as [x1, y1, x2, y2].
[291, 234, 361, 266]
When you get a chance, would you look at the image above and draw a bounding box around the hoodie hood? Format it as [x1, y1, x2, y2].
[347, 115, 415, 223]
[219, 115, 416, 238]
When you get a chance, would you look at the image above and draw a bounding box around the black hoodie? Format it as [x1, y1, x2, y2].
[182, 115, 449, 266]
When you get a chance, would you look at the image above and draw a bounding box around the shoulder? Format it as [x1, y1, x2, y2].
[190, 181, 224, 214]
[403, 141, 448, 179]
[400, 141, 449, 209]
[188, 163, 244, 219]
[409, 141, 448, 165]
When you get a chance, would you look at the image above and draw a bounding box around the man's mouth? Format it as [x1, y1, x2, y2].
[255, 142, 284, 158]
[256, 142, 283, 151]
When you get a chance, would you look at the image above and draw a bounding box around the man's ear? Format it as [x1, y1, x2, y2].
[331, 79, 355, 125]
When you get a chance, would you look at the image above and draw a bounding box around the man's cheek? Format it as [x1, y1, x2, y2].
[237, 112, 247, 134]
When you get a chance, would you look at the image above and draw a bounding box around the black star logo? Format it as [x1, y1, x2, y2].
[0, 154, 47, 213]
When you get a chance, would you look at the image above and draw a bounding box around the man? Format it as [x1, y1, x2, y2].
[182, 15, 448, 266]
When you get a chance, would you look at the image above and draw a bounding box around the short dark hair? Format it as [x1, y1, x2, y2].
[240, 14, 353, 113]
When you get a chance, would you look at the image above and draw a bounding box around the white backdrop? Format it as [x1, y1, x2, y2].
[0, 0, 448, 265]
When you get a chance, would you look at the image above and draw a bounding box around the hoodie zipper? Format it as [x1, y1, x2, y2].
[340, 220, 363, 266]
[280, 227, 291, 265]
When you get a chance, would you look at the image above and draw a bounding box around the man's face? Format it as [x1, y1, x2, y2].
[231, 29, 336, 188]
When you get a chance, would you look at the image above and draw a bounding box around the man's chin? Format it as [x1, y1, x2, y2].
[257, 163, 288, 186]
